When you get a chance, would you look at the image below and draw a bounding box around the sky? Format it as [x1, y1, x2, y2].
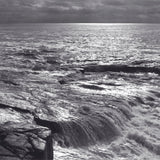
[0, 0, 160, 23]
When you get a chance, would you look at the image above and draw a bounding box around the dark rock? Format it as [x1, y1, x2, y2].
[32, 63, 47, 71]
[83, 65, 160, 75]
[79, 84, 104, 90]
[2, 80, 18, 86]
[58, 79, 67, 85]
[0, 146, 16, 158]
[79, 69, 85, 74]
[17, 49, 38, 59]
[46, 58, 60, 65]
[0, 103, 33, 114]
[0, 123, 52, 160]
[34, 116, 62, 134]
[44, 135, 54, 160]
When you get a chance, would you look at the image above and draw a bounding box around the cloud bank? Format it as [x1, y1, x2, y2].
[0, 0, 160, 23]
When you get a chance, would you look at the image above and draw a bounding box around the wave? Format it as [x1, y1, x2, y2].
[15, 48, 61, 71]
[83, 65, 160, 75]
[128, 133, 160, 155]
[59, 116, 120, 147]
[34, 100, 133, 148]
[16, 49, 39, 59]
[35, 115, 120, 148]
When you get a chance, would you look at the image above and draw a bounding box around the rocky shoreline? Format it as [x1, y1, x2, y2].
[0, 103, 53, 160]
[1, 48, 160, 160]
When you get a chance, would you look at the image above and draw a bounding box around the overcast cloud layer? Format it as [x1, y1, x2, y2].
[0, 0, 160, 23]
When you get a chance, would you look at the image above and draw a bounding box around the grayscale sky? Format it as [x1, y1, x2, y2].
[0, 0, 160, 23]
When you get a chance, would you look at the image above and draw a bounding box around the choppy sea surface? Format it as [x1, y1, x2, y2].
[0, 23, 160, 160]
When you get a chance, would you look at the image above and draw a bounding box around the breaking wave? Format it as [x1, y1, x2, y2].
[128, 133, 160, 155]
[35, 99, 133, 148]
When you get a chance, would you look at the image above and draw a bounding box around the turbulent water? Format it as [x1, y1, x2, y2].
[0, 23, 160, 160]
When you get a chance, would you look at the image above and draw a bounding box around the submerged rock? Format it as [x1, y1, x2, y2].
[79, 84, 104, 90]
[16, 49, 39, 59]
[46, 57, 60, 65]
[84, 65, 160, 75]
[58, 79, 67, 85]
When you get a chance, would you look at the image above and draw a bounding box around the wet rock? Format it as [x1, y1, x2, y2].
[17, 49, 39, 59]
[46, 57, 60, 65]
[32, 62, 48, 71]
[84, 65, 160, 75]
[0, 145, 19, 160]
[79, 84, 104, 90]
[34, 116, 62, 134]
[32, 135, 46, 149]
[58, 79, 67, 85]
[2, 80, 18, 86]
[0, 122, 52, 160]
[32, 61, 60, 71]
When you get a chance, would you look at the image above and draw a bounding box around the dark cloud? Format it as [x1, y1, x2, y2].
[0, 0, 160, 23]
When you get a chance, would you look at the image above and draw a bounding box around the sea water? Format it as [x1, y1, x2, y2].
[0, 23, 160, 160]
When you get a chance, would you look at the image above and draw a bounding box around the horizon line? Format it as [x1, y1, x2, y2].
[0, 22, 160, 24]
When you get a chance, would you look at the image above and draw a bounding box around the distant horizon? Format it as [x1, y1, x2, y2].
[0, 22, 160, 25]
[0, 0, 160, 24]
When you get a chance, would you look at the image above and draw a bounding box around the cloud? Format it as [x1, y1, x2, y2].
[0, 0, 160, 23]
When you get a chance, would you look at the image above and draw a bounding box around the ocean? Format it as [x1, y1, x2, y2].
[0, 23, 160, 160]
